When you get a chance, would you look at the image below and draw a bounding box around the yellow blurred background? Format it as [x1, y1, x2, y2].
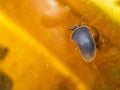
[0, 0, 120, 90]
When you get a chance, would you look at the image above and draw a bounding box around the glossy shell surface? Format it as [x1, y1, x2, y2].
[71, 26, 96, 61]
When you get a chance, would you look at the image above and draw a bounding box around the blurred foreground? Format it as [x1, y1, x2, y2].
[0, 0, 120, 90]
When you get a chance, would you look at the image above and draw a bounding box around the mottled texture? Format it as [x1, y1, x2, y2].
[71, 26, 96, 61]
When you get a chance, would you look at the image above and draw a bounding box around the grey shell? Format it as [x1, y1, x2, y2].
[71, 26, 96, 61]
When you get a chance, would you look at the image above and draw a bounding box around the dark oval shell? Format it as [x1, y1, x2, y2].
[71, 26, 96, 61]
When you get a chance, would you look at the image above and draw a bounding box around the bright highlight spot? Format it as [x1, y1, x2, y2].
[90, 0, 120, 24]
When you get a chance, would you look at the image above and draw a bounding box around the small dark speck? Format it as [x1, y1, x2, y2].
[0, 46, 9, 60]
[0, 71, 13, 90]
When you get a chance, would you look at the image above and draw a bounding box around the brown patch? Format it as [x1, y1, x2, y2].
[90, 25, 103, 50]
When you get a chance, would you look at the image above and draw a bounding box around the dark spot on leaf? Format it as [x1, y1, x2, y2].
[0, 71, 13, 90]
[55, 75, 78, 90]
[0, 46, 9, 60]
